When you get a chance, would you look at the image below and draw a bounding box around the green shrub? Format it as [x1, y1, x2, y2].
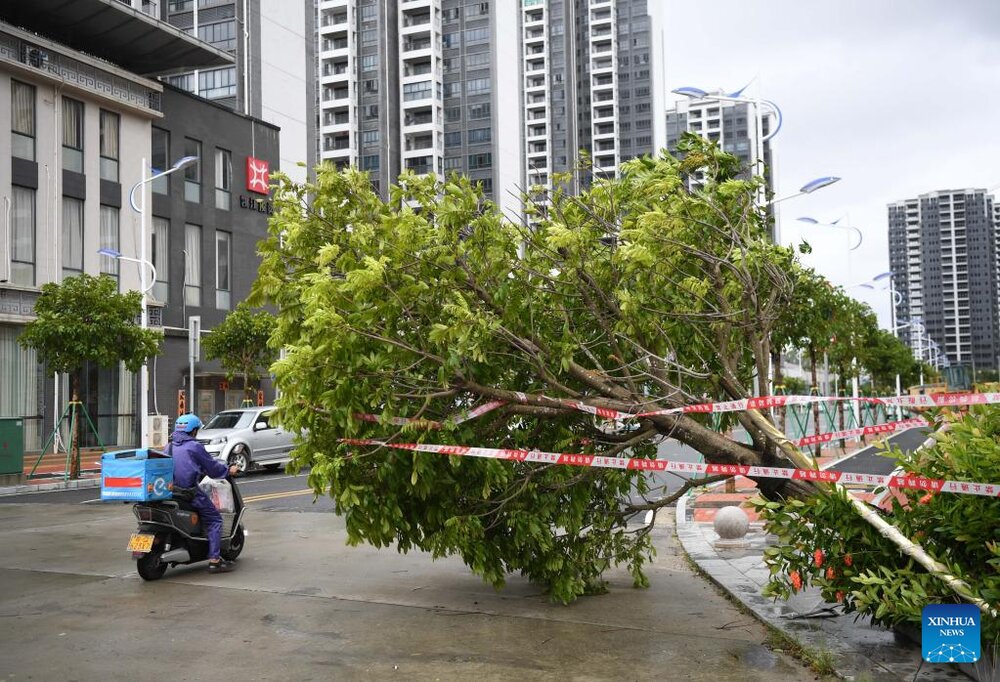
[753, 406, 1000, 642]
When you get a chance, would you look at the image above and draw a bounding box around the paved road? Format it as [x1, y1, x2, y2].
[0, 474, 817, 680]
[827, 428, 931, 475]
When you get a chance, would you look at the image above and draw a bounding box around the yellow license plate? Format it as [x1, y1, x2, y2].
[127, 533, 155, 553]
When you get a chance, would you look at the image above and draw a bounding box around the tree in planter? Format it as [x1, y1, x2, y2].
[754, 406, 1000, 642]
[18, 274, 162, 478]
[252, 137, 946, 603]
[202, 302, 278, 404]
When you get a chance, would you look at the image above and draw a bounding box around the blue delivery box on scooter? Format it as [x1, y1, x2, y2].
[101, 449, 173, 501]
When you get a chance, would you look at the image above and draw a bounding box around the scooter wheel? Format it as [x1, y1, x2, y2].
[137, 549, 167, 581]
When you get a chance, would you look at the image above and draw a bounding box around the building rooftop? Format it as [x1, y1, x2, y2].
[0, 0, 233, 74]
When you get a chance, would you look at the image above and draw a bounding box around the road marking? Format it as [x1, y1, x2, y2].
[243, 489, 316, 503]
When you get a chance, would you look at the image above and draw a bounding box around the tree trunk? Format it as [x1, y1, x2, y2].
[809, 344, 821, 460]
[69, 379, 80, 480]
[771, 346, 785, 434]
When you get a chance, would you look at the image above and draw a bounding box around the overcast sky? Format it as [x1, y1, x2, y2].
[662, 0, 1000, 328]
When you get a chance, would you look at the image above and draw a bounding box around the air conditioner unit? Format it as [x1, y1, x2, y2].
[148, 414, 170, 450]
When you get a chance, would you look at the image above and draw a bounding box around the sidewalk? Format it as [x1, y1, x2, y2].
[0, 450, 103, 496]
[677, 434, 972, 681]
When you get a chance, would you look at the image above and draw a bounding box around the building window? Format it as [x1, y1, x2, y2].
[10, 186, 35, 286]
[403, 80, 432, 101]
[152, 216, 169, 302]
[468, 127, 491, 144]
[362, 29, 377, 45]
[443, 81, 459, 98]
[215, 147, 231, 210]
[444, 131, 462, 147]
[199, 67, 236, 99]
[468, 102, 490, 120]
[62, 97, 84, 173]
[215, 230, 231, 310]
[364, 79, 378, 94]
[62, 197, 84, 279]
[151, 128, 170, 194]
[185, 223, 201, 307]
[362, 54, 378, 71]
[443, 157, 462, 171]
[466, 78, 491, 96]
[184, 138, 201, 203]
[362, 130, 379, 145]
[364, 104, 379, 120]
[442, 32, 458, 48]
[466, 52, 490, 70]
[467, 3, 490, 18]
[99, 110, 120, 182]
[99, 206, 120, 278]
[468, 152, 491, 170]
[165, 73, 195, 92]
[362, 155, 380, 171]
[11, 81, 35, 161]
[198, 20, 236, 51]
[465, 28, 489, 45]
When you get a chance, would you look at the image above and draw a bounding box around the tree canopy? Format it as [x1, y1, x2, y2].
[253, 139, 893, 601]
[203, 302, 278, 398]
[19, 273, 162, 379]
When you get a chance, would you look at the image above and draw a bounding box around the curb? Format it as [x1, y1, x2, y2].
[676, 491, 954, 681]
[0, 477, 101, 497]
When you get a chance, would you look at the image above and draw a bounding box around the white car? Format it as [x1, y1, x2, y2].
[196, 406, 296, 473]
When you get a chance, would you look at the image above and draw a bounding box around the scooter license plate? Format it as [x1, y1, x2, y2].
[127, 533, 155, 553]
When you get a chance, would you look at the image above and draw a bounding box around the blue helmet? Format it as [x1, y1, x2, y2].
[175, 413, 203, 433]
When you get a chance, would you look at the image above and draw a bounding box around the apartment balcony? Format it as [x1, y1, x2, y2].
[595, 140, 616, 153]
[593, 106, 614, 121]
[404, 155, 436, 176]
[592, 74, 614, 88]
[320, 37, 350, 58]
[591, 57, 613, 73]
[524, 27, 545, 44]
[526, 124, 547, 139]
[404, 133, 435, 153]
[525, 75, 546, 91]
[523, 9, 544, 26]
[403, 59, 434, 78]
[318, 0, 349, 8]
[403, 105, 436, 130]
[592, 90, 616, 103]
[590, 39, 613, 54]
[319, 10, 348, 28]
[591, 27, 612, 39]
[590, 9, 612, 25]
[594, 156, 617, 172]
[401, 37, 434, 58]
[525, 58, 545, 73]
[526, 92, 547, 105]
[593, 123, 615, 139]
[401, 12, 433, 38]
[526, 44, 544, 56]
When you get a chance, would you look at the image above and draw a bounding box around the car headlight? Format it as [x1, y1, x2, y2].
[210, 436, 228, 445]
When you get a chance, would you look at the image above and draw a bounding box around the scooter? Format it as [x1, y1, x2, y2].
[127, 475, 247, 580]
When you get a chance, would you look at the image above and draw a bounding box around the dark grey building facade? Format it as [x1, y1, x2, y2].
[153, 84, 280, 420]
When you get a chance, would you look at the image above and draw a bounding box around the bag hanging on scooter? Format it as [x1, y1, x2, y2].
[198, 477, 235, 513]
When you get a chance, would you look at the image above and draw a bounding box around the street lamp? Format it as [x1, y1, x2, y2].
[128, 155, 197, 449]
[671, 85, 782, 209]
[796, 216, 862, 250]
[97, 248, 157, 292]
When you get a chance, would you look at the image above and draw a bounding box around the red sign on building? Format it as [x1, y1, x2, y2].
[246, 156, 270, 194]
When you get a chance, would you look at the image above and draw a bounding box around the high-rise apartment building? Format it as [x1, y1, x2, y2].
[161, 0, 316, 182]
[887, 189, 1000, 372]
[522, 0, 664, 190]
[665, 94, 775, 192]
[317, 0, 521, 215]
[315, 0, 663, 215]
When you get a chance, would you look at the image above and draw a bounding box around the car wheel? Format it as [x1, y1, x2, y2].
[228, 447, 251, 473]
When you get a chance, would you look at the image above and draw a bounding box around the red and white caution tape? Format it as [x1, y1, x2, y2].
[791, 417, 927, 447]
[340, 436, 1000, 498]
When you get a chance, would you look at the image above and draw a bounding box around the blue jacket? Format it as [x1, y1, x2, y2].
[170, 431, 229, 489]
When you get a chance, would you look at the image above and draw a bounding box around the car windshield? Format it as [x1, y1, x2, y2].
[204, 411, 255, 430]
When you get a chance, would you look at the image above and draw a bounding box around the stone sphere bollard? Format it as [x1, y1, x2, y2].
[713, 505, 750, 548]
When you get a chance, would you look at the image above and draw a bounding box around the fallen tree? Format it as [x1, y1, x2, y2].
[253, 139, 966, 604]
